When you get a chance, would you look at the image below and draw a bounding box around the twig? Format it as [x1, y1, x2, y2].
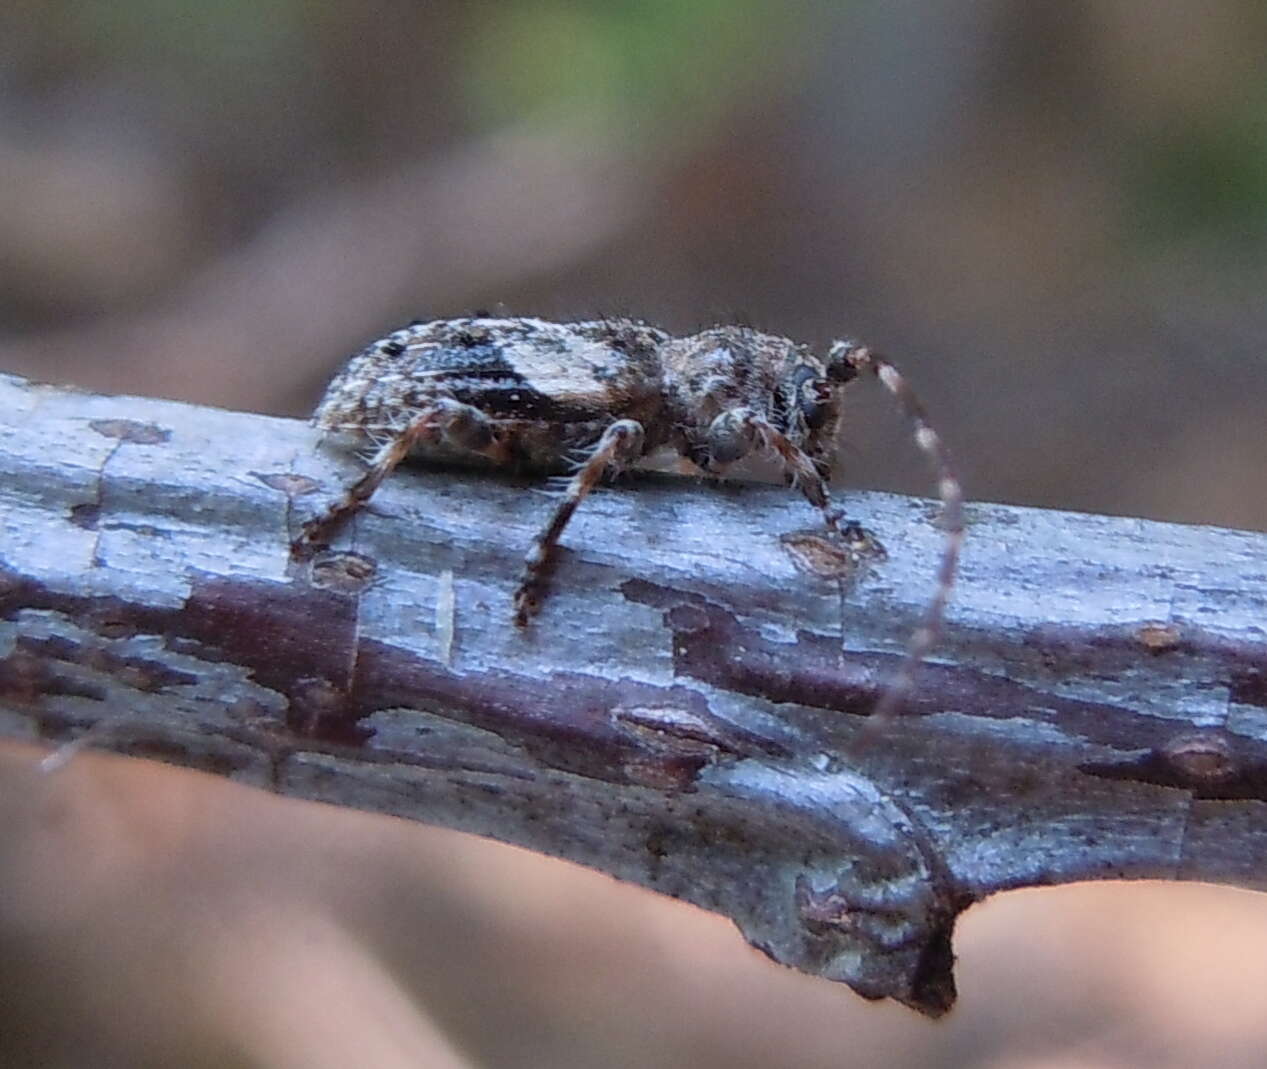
[2, 371, 1266, 1014]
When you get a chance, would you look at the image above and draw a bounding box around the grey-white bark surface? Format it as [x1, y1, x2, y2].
[2, 371, 1266, 1015]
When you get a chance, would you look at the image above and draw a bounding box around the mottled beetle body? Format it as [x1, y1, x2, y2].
[315, 317, 670, 473]
[298, 315, 963, 712]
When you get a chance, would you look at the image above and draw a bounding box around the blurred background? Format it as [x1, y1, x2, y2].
[2, 2, 1266, 1066]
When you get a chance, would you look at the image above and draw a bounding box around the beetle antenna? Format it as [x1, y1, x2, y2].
[829, 342, 964, 720]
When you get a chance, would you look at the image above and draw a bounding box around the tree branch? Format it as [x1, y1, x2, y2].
[2, 371, 1266, 1015]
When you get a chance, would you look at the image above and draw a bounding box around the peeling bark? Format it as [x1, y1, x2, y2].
[2, 371, 1266, 1015]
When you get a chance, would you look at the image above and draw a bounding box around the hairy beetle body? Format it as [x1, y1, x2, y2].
[315, 317, 669, 474]
[296, 314, 962, 712]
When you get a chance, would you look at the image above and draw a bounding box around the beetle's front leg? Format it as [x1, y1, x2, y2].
[514, 419, 646, 626]
[706, 407, 843, 531]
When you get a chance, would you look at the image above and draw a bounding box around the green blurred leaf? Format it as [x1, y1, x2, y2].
[462, 0, 795, 135]
[1128, 108, 1267, 244]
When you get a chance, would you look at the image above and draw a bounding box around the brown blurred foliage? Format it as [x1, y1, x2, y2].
[3, 3, 1267, 1066]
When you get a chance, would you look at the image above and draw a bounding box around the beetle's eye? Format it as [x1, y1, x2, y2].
[788, 366, 830, 430]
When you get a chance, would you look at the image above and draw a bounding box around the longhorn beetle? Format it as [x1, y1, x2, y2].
[293, 316, 964, 714]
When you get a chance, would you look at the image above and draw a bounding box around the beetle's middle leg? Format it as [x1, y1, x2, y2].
[294, 399, 501, 553]
[514, 419, 645, 626]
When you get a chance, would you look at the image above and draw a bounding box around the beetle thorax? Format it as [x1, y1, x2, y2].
[658, 326, 838, 468]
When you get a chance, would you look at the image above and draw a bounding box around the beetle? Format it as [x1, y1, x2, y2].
[294, 315, 963, 712]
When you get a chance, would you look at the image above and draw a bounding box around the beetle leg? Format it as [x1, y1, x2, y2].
[706, 407, 841, 531]
[514, 419, 646, 626]
[294, 399, 500, 554]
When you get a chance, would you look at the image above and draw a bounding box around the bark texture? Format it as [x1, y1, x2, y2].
[2, 371, 1266, 1015]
